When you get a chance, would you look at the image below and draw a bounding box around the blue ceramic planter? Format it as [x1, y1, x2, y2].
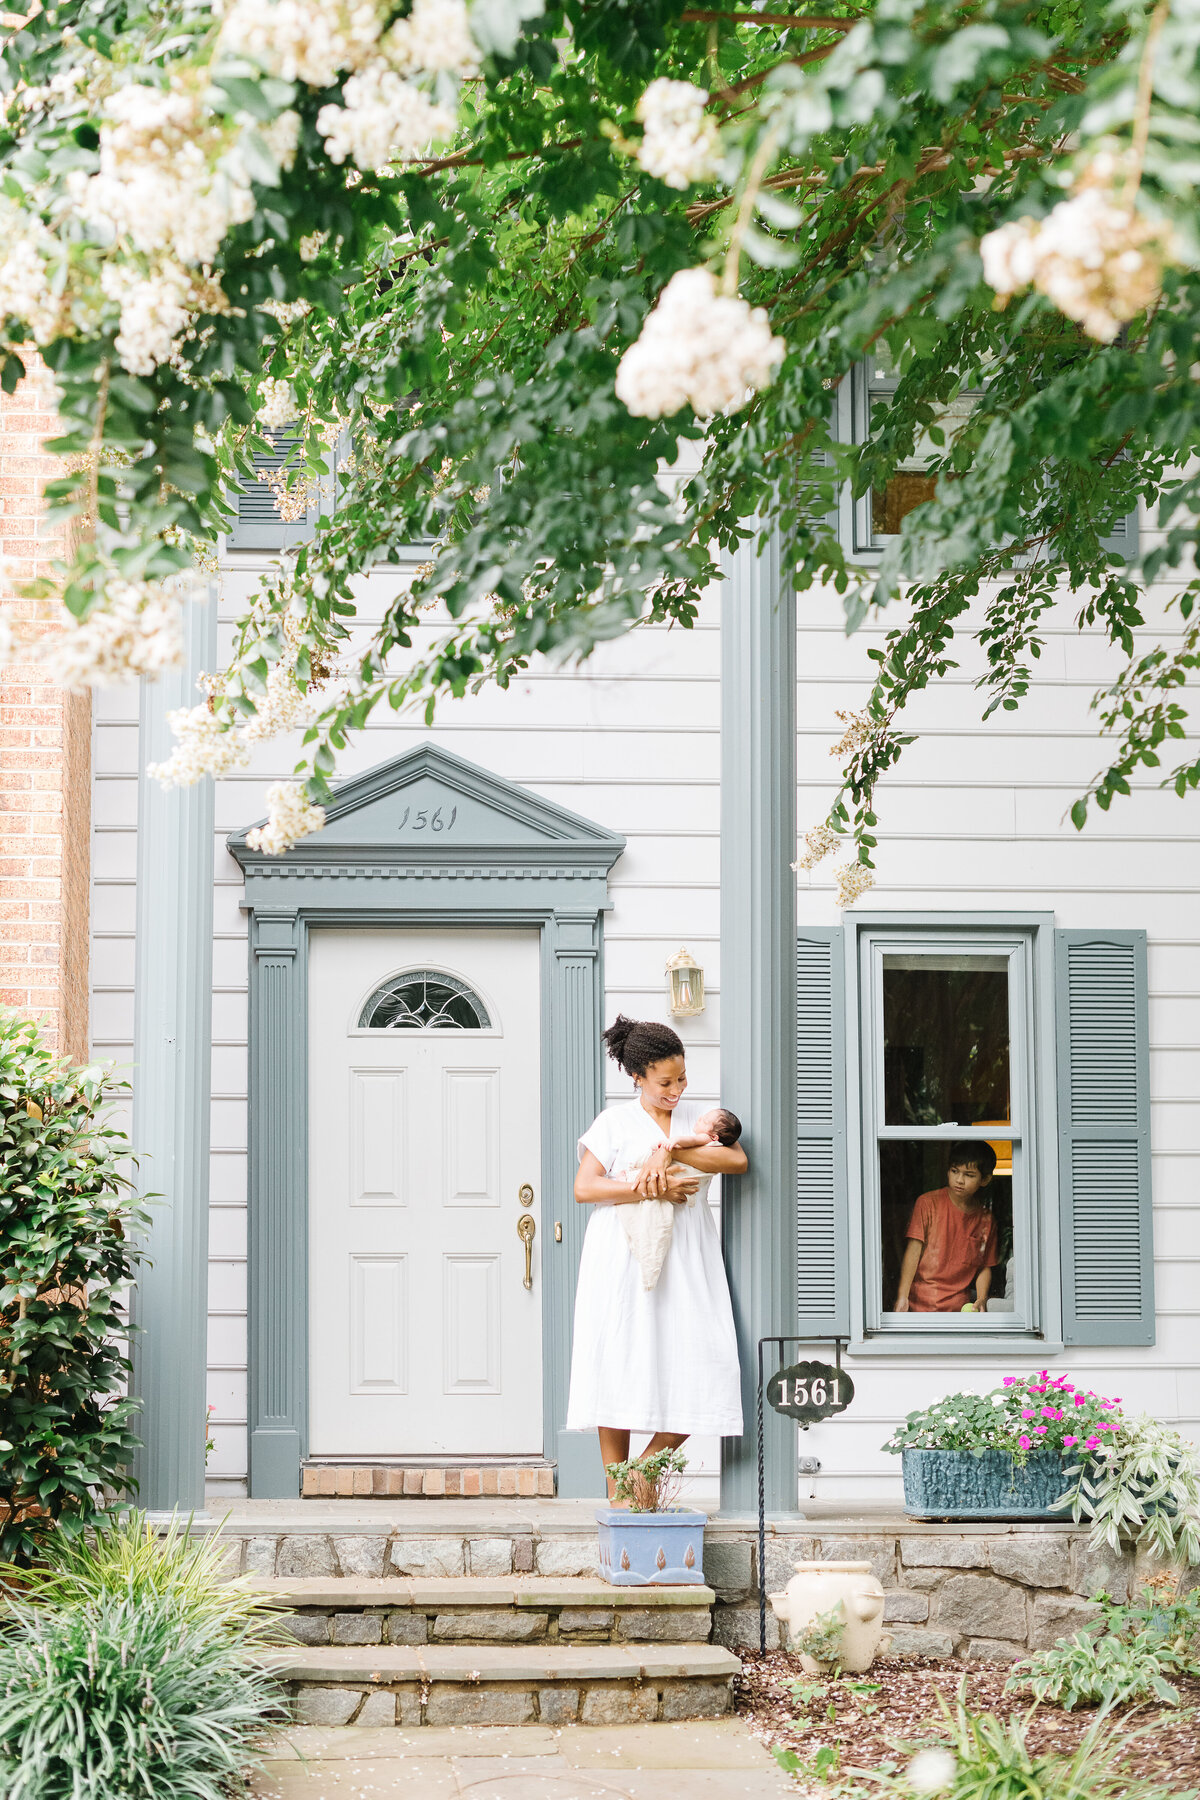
[596, 1507, 707, 1586]
[902, 1448, 1073, 1521]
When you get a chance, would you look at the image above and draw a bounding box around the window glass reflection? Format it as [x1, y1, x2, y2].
[882, 953, 1010, 1127]
[867, 363, 976, 535]
[880, 1138, 1014, 1317]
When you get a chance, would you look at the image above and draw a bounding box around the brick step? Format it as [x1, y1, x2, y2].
[249, 1575, 715, 1646]
[264, 1641, 738, 1728]
[301, 1462, 557, 1499]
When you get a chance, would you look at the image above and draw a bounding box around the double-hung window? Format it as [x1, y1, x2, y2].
[795, 916, 1154, 1352]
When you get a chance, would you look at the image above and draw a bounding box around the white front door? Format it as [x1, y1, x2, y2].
[308, 927, 542, 1457]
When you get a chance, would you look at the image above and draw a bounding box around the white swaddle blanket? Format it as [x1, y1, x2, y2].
[614, 1152, 710, 1291]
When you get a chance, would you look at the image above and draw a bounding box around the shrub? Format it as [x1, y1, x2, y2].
[0, 1010, 147, 1564]
[0, 1512, 286, 1800]
[1007, 1584, 1200, 1711]
[604, 1446, 687, 1511]
[1057, 1413, 1200, 1566]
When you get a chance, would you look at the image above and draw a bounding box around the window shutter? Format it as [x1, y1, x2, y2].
[796, 926, 849, 1334]
[1055, 929, 1154, 1346]
[227, 429, 328, 552]
[1099, 507, 1139, 560]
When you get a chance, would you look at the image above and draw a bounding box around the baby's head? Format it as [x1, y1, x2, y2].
[696, 1107, 742, 1147]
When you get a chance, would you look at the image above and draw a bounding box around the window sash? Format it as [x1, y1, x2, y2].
[857, 926, 1041, 1336]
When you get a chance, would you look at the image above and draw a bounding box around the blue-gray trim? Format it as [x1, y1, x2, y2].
[130, 588, 217, 1511]
[719, 529, 799, 1515]
[227, 743, 624, 1498]
[1055, 928, 1154, 1346]
[795, 928, 849, 1336]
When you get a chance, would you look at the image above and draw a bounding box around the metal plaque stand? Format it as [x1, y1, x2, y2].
[756, 1334, 847, 1655]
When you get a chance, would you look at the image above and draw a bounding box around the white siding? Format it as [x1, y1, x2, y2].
[796, 572, 1200, 1500]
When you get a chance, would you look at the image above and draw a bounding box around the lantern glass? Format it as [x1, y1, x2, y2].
[666, 948, 705, 1017]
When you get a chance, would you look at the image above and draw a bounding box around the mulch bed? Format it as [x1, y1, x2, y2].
[735, 1649, 1200, 1790]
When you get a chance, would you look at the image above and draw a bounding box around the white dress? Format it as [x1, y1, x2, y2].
[565, 1097, 744, 1436]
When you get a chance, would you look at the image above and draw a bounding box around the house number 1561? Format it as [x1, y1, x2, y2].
[397, 805, 457, 832]
[766, 1359, 855, 1424]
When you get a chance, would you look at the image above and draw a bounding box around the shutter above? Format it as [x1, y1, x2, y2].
[1055, 929, 1154, 1346]
[796, 926, 849, 1335]
[227, 429, 329, 552]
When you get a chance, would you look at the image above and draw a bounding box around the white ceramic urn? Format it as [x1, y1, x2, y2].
[767, 1559, 889, 1673]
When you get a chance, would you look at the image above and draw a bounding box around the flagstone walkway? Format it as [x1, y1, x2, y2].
[251, 1718, 795, 1797]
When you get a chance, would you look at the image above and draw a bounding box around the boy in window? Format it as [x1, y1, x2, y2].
[893, 1140, 999, 1314]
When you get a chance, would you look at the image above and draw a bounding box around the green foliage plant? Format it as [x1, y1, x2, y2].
[0, 1009, 147, 1564]
[1055, 1411, 1200, 1566]
[883, 1369, 1118, 1467]
[1008, 1583, 1200, 1711]
[0, 1514, 286, 1800]
[6, 0, 1200, 882]
[604, 1445, 687, 1511]
[851, 1688, 1188, 1800]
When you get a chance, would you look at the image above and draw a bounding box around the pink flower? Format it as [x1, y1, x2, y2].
[1085, 1436, 1101, 1451]
[1018, 1434, 1031, 1450]
[1064, 1435, 1078, 1447]
[1003, 1376, 1018, 1386]
[1061, 1382, 1075, 1392]
[1034, 1424, 1048, 1434]
[1041, 1405, 1057, 1417]
[1021, 1408, 1035, 1419]
[1074, 1394, 1086, 1406]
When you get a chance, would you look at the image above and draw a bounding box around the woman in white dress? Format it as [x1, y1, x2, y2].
[566, 1015, 747, 1495]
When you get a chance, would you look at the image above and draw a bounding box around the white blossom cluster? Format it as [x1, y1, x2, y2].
[830, 706, 879, 761]
[634, 80, 721, 191]
[101, 264, 192, 376]
[245, 779, 327, 853]
[615, 268, 784, 419]
[259, 377, 299, 430]
[833, 858, 875, 908]
[0, 203, 69, 345]
[217, 0, 384, 88]
[980, 162, 1175, 343]
[40, 579, 185, 690]
[907, 1749, 957, 1795]
[317, 63, 455, 172]
[793, 822, 840, 871]
[385, 0, 481, 76]
[146, 701, 253, 786]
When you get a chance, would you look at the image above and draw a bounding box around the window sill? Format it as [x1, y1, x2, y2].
[849, 1334, 1064, 1358]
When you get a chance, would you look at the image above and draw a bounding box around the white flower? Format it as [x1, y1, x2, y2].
[907, 1748, 957, 1795]
[833, 858, 875, 908]
[317, 63, 455, 171]
[384, 0, 480, 77]
[299, 229, 329, 261]
[259, 376, 299, 430]
[147, 701, 252, 785]
[102, 266, 191, 374]
[40, 579, 185, 689]
[992, 1394, 1006, 1405]
[217, 0, 382, 88]
[793, 822, 839, 872]
[615, 267, 784, 420]
[635, 79, 721, 190]
[245, 779, 326, 853]
[980, 161, 1176, 343]
[0, 203, 64, 343]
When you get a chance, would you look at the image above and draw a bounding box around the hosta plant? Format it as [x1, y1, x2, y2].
[0, 1515, 286, 1800]
[1056, 1411, 1200, 1567]
[1007, 1584, 1200, 1711]
[0, 1009, 148, 1564]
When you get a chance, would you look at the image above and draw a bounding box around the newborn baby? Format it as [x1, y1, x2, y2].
[616, 1108, 742, 1291]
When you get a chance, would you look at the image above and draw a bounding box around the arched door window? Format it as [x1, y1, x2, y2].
[358, 969, 491, 1031]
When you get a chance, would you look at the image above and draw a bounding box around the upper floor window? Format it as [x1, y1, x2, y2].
[359, 969, 491, 1031]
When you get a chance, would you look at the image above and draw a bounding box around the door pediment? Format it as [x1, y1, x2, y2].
[228, 744, 625, 875]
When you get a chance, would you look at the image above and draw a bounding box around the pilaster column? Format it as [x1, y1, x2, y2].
[719, 530, 799, 1514]
[131, 589, 217, 1512]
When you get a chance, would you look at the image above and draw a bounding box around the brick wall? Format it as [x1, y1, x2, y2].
[0, 367, 91, 1061]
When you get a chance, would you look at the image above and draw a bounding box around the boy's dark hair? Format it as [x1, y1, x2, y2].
[602, 1014, 685, 1078]
[947, 1139, 997, 1182]
[709, 1108, 742, 1147]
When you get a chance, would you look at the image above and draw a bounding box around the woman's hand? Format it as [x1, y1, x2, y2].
[664, 1169, 700, 1205]
[635, 1144, 672, 1197]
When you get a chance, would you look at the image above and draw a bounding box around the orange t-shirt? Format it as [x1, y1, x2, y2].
[905, 1187, 999, 1313]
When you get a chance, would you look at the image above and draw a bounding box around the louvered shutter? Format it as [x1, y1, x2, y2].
[796, 926, 849, 1334]
[227, 429, 323, 552]
[1099, 508, 1139, 560]
[1055, 930, 1154, 1346]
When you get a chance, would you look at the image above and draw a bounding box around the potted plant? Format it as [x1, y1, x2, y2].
[885, 1370, 1200, 1563]
[596, 1448, 707, 1586]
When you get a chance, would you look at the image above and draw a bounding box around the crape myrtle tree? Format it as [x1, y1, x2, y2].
[2, 0, 1199, 893]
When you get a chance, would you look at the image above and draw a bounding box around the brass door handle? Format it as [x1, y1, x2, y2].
[517, 1213, 535, 1289]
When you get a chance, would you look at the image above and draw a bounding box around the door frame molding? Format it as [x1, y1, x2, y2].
[228, 744, 625, 1499]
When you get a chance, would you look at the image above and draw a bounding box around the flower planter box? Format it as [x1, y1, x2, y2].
[596, 1507, 707, 1586]
[902, 1448, 1073, 1521]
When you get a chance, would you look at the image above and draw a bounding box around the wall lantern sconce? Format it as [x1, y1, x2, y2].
[666, 946, 705, 1017]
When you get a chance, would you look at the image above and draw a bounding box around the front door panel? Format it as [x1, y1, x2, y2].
[308, 928, 542, 1456]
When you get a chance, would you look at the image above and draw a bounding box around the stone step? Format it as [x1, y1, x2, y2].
[265, 1640, 739, 1728]
[248, 1575, 716, 1646]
